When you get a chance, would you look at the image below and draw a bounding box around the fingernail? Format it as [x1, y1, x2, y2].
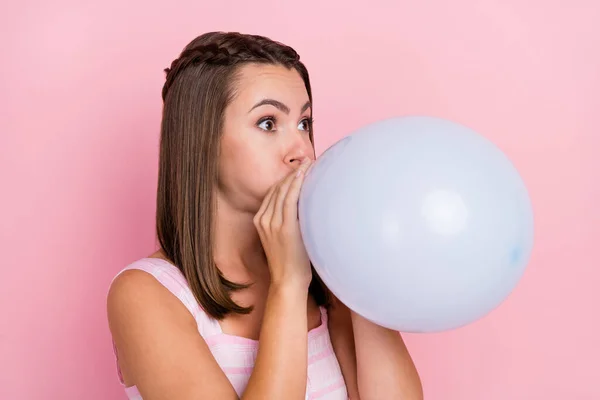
[296, 169, 304, 177]
[301, 157, 310, 165]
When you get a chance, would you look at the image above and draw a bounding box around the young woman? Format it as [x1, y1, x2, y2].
[107, 31, 423, 400]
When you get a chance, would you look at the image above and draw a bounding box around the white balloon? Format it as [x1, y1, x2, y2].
[299, 116, 534, 333]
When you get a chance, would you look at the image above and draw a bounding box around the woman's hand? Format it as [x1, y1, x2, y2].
[253, 157, 314, 290]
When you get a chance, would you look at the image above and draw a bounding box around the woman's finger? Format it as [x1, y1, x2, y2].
[271, 163, 307, 227]
[254, 183, 279, 229]
[283, 159, 312, 224]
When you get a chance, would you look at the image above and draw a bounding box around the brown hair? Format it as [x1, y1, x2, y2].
[156, 31, 329, 319]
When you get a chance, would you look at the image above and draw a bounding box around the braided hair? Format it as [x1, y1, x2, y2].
[162, 32, 304, 101]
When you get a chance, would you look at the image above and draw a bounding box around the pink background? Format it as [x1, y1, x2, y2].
[2, 1, 599, 399]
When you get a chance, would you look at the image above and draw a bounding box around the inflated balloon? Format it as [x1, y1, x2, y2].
[299, 116, 534, 333]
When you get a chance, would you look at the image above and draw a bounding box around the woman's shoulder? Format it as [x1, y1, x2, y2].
[111, 255, 187, 289]
[107, 257, 188, 321]
[106, 257, 233, 397]
[106, 259, 194, 354]
[107, 255, 217, 336]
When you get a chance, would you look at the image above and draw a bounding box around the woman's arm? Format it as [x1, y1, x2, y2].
[242, 283, 309, 399]
[351, 311, 423, 400]
[328, 295, 423, 400]
[246, 157, 315, 399]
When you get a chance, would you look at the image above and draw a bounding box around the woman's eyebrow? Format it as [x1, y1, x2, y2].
[248, 99, 311, 114]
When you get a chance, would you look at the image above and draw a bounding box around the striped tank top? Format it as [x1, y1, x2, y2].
[111, 258, 348, 399]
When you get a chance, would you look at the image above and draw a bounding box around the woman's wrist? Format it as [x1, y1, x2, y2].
[268, 278, 309, 300]
[269, 266, 312, 293]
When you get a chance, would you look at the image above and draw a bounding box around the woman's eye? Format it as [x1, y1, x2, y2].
[298, 118, 311, 131]
[258, 118, 276, 131]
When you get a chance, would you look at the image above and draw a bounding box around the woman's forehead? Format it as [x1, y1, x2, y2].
[231, 64, 309, 109]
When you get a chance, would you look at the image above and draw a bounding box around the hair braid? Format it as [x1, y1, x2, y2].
[161, 32, 302, 102]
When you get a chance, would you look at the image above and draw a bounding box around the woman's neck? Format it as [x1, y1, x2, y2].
[213, 194, 269, 284]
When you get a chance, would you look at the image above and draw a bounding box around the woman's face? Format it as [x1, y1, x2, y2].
[218, 63, 315, 212]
